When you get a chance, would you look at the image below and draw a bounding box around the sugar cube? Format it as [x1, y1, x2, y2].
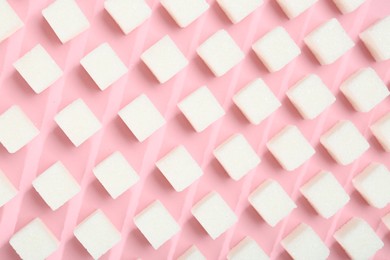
[119, 94, 165, 142]
[197, 30, 244, 77]
[0, 0, 23, 43]
[300, 171, 349, 218]
[382, 212, 390, 230]
[216, 0, 263, 24]
[252, 26, 301, 72]
[33, 161, 80, 210]
[340, 67, 388, 112]
[281, 223, 329, 260]
[276, 0, 318, 19]
[161, 0, 209, 28]
[93, 151, 139, 199]
[353, 163, 390, 208]
[304, 18, 354, 65]
[334, 218, 383, 259]
[141, 35, 188, 83]
[233, 78, 281, 125]
[0, 105, 39, 153]
[320, 120, 369, 165]
[191, 192, 237, 239]
[333, 0, 366, 14]
[286, 74, 335, 119]
[371, 112, 390, 152]
[104, 0, 151, 34]
[227, 236, 269, 260]
[213, 134, 260, 181]
[13, 44, 63, 94]
[55, 99, 101, 147]
[9, 218, 59, 260]
[80, 43, 128, 91]
[0, 169, 17, 207]
[134, 200, 180, 249]
[74, 210, 121, 259]
[266, 125, 315, 171]
[178, 86, 225, 132]
[42, 0, 90, 43]
[249, 179, 296, 227]
[156, 145, 202, 192]
[177, 245, 206, 260]
[360, 16, 390, 61]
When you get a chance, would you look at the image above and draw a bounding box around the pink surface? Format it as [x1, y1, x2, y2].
[0, 0, 390, 259]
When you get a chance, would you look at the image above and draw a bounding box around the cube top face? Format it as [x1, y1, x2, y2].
[42, 0, 90, 43]
[266, 125, 315, 171]
[119, 94, 166, 142]
[177, 245, 206, 260]
[93, 151, 139, 199]
[213, 134, 260, 181]
[156, 145, 203, 192]
[340, 67, 389, 112]
[134, 200, 180, 249]
[55, 99, 102, 147]
[276, 0, 318, 19]
[252, 26, 301, 72]
[216, 0, 263, 24]
[333, 0, 366, 14]
[227, 236, 269, 260]
[197, 29, 244, 77]
[233, 78, 281, 125]
[371, 112, 390, 152]
[286, 74, 335, 120]
[0, 169, 17, 207]
[141, 35, 188, 83]
[161, 0, 209, 28]
[33, 161, 80, 210]
[304, 18, 354, 65]
[334, 218, 384, 259]
[320, 120, 369, 165]
[0, 0, 23, 43]
[0, 105, 39, 153]
[104, 0, 151, 34]
[191, 191, 237, 239]
[9, 218, 59, 260]
[178, 86, 225, 132]
[360, 16, 390, 61]
[80, 43, 128, 91]
[13, 44, 63, 94]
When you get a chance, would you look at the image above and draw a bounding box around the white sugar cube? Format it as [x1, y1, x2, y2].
[55, 99, 101, 147]
[334, 218, 383, 259]
[42, 0, 90, 43]
[371, 112, 390, 152]
[213, 134, 260, 181]
[0, 0, 23, 43]
[300, 171, 349, 219]
[33, 161, 80, 210]
[216, 0, 263, 24]
[141, 35, 188, 83]
[134, 200, 180, 249]
[353, 163, 390, 208]
[93, 151, 139, 199]
[320, 120, 369, 165]
[249, 179, 296, 227]
[197, 30, 244, 77]
[156, 146, 202, 192]
[227, 236, 269, 260]
[13, 44, 63, 94]
[178, 86, 225, 132]
[0, 106, 39, 153]
[360, 16, 390, 61]
[74, 210, 121, 259]
[304, 18, 354, 65]
[178, 245, 206, 260]
[333, 0, 365, 14]
[266, 125, 315, 171]
[9, 218, 59, 260]
[340, 67, 388, 112]
[104, 0, 151, 34]
[286, 74, 335, 119]
[276, 0, 318, 19]
[80, 43, 127, 91]
[161, 0, 209, 28]
[252, 26, 301, 72]
[119, 94, 165, 142]
[233, 78, 281, 125]
[382, 213, 390, 230]
[282, 223, 329, 260]
[0, 169, 17, 207]
[191, 192, 237, 239]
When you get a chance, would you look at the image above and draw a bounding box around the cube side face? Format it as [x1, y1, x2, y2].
[227, 237, 269, 260]
[276, 0, 318, 19]
[0, 170, 17, 207]
[0, 0, 23, 43]
[382, 213, 390, 230]
[360, 17, 390, 61]
[333, 0, 366, 14]
[371, 113, 390, 152]
[216, 0, 263, 24]
[161, 0, 209, 28]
